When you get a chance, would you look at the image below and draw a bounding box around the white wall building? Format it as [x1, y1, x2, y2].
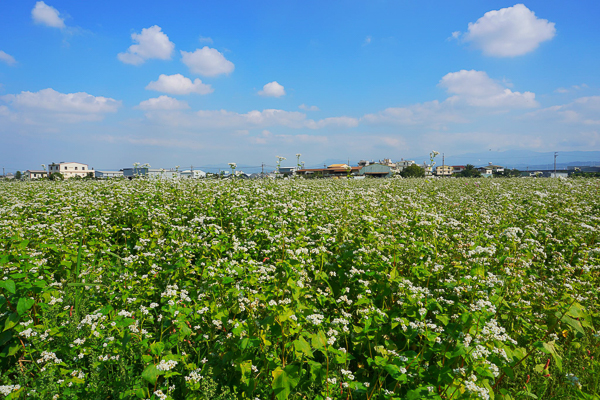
[48, 162, 92, 178]
[25, 170, 48, 179]
[95, 170, 123, 179]
[180, 170, 206, 179]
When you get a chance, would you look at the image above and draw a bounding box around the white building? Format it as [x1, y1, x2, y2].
[180, 170, 206, 179]
[48, 162, 92, 178]
[25, 170, 48, 179]
[122, 168, 180, 179]
[95, 170, 123, 179]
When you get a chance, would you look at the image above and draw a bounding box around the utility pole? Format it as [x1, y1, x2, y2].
[554, 152, 558, 178]
[261, 163, 264, 175]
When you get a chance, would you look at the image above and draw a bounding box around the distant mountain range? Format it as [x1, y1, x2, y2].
[347, 151, 600, 170]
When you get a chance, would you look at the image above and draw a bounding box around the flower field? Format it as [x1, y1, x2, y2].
[0, 178, 599, 400]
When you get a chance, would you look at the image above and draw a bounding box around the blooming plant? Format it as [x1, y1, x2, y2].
[0, 178, 598, 399]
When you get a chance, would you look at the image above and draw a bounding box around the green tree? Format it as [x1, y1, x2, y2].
[400, 164, 425, 178]
[14, 171, 22, 180]
[458, 164, 481, 178]
[49, 172, 64, 181]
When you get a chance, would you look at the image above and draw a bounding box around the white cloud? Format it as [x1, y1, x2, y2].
[180, 47, 234, 77]
[462, 4, 556, 57]
[141, 106, 358, 132]
[363, 36, 372, 46]
[439, 70, 538, 108]
[137, 96, 189, 111]
[1, 88, 120, 114]
[554, 87, 569, 94]
[525, 96, 600, 125]
[145, 74, 213, 95]
[306, 116, 359, 129]
[362, 100, 467, 126]
[199, 36, 213, 44]
[0, 50, 16, 66]
[299, 104, 319, 111]
[258, 81, 286, 97]
[118, 26, 175, 65]
[31, 1, 65, 29]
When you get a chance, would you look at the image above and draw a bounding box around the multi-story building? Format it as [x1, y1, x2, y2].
[434, 165, 453, 177]
[48, 162, 92, 178]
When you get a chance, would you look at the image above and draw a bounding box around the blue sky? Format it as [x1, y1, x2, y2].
[1, 1, 599, 171]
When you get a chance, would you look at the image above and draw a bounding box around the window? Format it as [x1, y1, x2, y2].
[64, 166, 67, 170]
[82, 167, 85, 170]
[75, 167, 78, 170]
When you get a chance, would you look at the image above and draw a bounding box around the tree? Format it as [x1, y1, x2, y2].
[458, 164, 481, 178]
[15, 171, 22, 180]
[400, 164, 425, 178]
[493, 168, 521, 178]
[49, 172, 64, 181]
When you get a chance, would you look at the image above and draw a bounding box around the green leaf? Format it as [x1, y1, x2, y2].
[0, 280, 16, 294]
[240, 360, 253, 384]
[561, 314, 585, 335]
[4, 313, 19, 332]
[272, 364, 300, 400]
[293, 337, 313, 358]
[141, 364, 160, 384]
[150, 342, 164, 356]
[0, 331, 12, 347]
[311, 330, 327, 351]
[16, 298, 35, 316]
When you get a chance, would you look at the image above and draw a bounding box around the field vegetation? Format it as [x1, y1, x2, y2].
[0, 178, 599, 399]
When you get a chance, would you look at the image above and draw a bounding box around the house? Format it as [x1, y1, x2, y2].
[477, 163, 504, 175]
[95, 170, 123, 179]
[278, 166, 299, 176]
[395, 159, 415, 172]
[180, 170, 206, 179]
[25, 170, 48, 179]
[48, 162, 92, 178]
[452, 165, 466, 174]
[434, 165, 453, 177]
[359, 163, 394, 178]
[122, 168, 180, 179]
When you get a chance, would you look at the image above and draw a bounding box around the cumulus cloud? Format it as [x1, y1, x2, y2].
[439, 70, 538, 108]
[145, 74, 213, 95]
[462, 4, 556, 57]
[0, 50, 16, 66]
[2, 88, 120, 114]
[258, 81, 286, 97]
[180, 47, 234, 77]
[118, 26, 175, 65]
[31, 1, 65, 29]
[137, 96, 189, 111]
[299, 104, 320, 111]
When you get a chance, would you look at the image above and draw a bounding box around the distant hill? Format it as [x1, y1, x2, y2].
[411, 150, 600, 169]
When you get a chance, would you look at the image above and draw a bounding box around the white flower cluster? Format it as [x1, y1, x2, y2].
[37, 351, 62, 365]
[156, 359, 178, 371]
[0, 385, 21, 396]
[306, 313, 325, 325]
[464, 374, 490, 400]
[185, 369, 204, 383]
[341, 369, 355, 380]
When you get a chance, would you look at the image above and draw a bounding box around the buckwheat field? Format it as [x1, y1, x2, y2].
[0, 178, 599, 400]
